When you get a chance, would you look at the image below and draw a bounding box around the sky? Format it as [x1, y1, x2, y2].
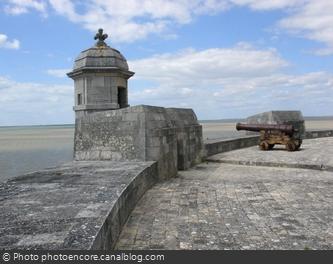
[0, 0, 332, 126]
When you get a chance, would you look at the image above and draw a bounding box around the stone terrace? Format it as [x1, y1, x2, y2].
[116, 138, 333, 250]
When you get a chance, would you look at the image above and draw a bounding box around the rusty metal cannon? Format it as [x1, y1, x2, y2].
[236, 123, 302, 151]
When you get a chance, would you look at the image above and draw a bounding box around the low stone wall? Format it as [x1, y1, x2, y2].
[204, 129, 333, 157]
[0, 161, 157, 250]
[305, 130, 333, 139]
[204, 136, 259, 157]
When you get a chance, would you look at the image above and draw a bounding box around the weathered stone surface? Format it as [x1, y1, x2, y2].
[246, 110, 304, 124]
[74, 105, 203, 180]
[0, 161, 157, 250]
[116, 137, 333, 250]
[72, 47, 129, 71]
[166, 108, 203, 170]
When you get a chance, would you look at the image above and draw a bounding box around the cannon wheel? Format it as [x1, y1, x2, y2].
[295, 139, 302, 150]
[286, 141, 296, 151]
[259, 141, 270, 150]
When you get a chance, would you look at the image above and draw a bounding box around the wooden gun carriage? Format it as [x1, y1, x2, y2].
[236, 123, 302, 151]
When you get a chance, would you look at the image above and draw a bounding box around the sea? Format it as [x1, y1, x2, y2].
[0, 125, 74, 182]
[1, 117, 332, 182]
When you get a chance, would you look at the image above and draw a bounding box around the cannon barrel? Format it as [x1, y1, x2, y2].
[236, 123, 294, 136]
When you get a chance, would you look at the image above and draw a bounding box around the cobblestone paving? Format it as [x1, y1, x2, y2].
[116, 163, 333, 250]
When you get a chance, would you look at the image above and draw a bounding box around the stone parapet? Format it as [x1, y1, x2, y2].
[204, 136, 259, 157]
[0, 161, 157, 250]
[74, 105, 203, 180]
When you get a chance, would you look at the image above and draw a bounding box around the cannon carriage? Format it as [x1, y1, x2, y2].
[236, 123, 302, 151]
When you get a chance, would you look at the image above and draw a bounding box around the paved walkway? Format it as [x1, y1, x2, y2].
[116, 138, 333, 250]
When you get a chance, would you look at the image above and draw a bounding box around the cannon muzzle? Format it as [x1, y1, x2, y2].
[236, 123, 294, 136]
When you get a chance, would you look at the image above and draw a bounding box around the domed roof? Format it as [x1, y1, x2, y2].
[68, 29, 132, 75]
[72, 46, 129, 71]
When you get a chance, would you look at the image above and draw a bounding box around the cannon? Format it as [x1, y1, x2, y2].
[236, 123, 302, 151]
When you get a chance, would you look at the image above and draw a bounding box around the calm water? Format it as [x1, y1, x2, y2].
[1, 119, 332, 182]
[0, 125, 74, 182]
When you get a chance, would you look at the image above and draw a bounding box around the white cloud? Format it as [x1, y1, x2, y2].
[47, 0, 230, 43]
[129, 44, 333, 119]
[278, 1, 333, 55]
[230, 0, 306, 10]
[0, 34, 20, 49]
[0, 76, 73, 125]
[3, 0, 333, 54]
[3, 0, 47, 15]
[47, 0, 333, 54]
[46, 69, 71, 78]
[228, 0, 333, 55]
[131, 44, 288, 82]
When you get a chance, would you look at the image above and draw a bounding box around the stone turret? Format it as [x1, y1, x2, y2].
[68, 29, 203, 180]
[67, 29, 134, 115]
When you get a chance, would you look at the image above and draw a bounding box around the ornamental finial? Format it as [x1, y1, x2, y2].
[94, 28, 108, 47]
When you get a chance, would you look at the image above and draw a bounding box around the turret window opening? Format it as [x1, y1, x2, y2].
[78, 93, 82, 105]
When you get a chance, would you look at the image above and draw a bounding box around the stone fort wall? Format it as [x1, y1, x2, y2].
[74, 105, 203, 180]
